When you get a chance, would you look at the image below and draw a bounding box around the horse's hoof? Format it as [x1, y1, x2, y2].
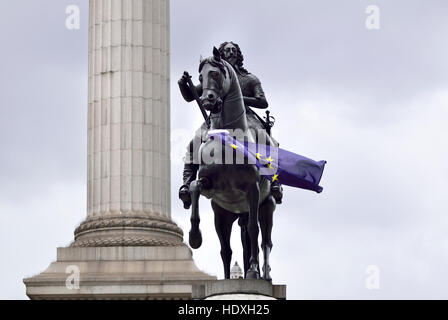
[246, 269, 260, 279]
[262, 274, 272, 282]
[189, 229, 202, 249]
[262, 265, 272, 281]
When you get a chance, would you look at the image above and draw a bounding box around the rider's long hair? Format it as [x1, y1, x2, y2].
[218, 42, 249, 75]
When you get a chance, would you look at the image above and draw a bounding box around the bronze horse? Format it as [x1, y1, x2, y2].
[186, 47, 276, 280]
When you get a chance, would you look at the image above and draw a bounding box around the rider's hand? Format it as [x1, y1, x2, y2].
[178, 72, 191, 85]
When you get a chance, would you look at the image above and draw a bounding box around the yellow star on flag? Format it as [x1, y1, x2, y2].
[230, 144, 238, 150]
[272, 174, 279, 182]
[256, 153, 262, 160]
[266, 156, 273, 162]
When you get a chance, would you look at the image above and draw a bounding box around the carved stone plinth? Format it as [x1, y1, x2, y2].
[24, 246, 215, 300]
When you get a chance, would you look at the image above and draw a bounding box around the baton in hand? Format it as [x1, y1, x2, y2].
[184, 71, 209, 126]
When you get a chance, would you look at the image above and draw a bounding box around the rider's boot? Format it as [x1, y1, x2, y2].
[270, 180, 283, 204]
[263, 124, 283, 204]
[179, 163, 199, 209]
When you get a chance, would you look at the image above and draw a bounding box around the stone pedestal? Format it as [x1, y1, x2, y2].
[23, 0, 216, 299]
[24, 247, 215, 300]
[193, 280, 287, 300]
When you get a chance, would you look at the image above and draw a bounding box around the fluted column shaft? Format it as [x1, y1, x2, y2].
[72, 0, 180, 247]
[87, 0, 171, 219]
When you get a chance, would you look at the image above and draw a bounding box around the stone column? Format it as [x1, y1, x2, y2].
[24, 0, 216, 300]
[73, 0, 183, 247]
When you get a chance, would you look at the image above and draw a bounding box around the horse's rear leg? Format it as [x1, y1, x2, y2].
[259, 195, 275, 281]
[246, 182, 260, 279]
[238, 213, 251, 277]
[212, 201, 238, 279]
[188, 178, 211, 249]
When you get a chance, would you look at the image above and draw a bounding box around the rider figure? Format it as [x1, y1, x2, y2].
[178, 42, 284, 208]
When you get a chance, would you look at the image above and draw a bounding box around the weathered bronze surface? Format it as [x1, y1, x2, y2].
[178, 43, 284, 280]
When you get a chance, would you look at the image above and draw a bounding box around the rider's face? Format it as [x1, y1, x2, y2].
[223, 43, 238, 66]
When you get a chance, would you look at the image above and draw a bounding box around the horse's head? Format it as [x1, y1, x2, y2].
[198, 47, 232, 114]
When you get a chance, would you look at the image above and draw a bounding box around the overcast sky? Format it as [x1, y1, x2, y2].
[1, 0, 447, 299]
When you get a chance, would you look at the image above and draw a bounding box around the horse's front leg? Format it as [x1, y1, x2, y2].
[188, 180, 202, 249]
[246, 181, 260, 279]
[188, 177, 211, 249]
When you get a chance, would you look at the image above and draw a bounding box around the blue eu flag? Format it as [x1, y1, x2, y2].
[209, 131, 326, 193]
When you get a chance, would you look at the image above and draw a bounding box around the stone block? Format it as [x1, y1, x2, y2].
[24, 246, 216, 300]
[192, 279, 287, 300]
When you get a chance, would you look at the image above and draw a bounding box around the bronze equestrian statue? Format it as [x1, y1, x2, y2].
[178, 46, 277, 280]
[177, 44, 326, 281]
[178, 43, 282, 280]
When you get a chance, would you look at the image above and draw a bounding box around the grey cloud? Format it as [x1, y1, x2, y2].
[1, 0, 448, 299]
